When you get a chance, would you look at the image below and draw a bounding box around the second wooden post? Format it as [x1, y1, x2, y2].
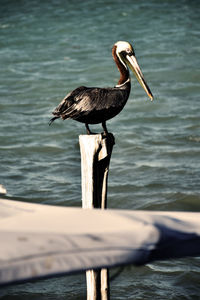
[79, 133, 115, 300]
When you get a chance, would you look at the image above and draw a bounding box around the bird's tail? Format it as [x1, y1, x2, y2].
[49, 116, 59, 126]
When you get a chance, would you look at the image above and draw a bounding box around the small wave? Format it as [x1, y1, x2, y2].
[0, 24, 10, 29]
[147, 263, 183, 274]
[189, 136, 200, 143]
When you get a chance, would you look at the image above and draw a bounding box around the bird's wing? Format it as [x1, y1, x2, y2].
[63, 87, 127, 119]
[52, 86, 128, 121]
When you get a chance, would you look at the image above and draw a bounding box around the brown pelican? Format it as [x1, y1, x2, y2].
[49, 41, 153, 134]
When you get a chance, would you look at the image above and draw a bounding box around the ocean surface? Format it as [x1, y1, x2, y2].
[0, 0, 200, 299]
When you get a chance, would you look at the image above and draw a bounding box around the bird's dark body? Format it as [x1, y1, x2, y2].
[52, 81, 130, 124]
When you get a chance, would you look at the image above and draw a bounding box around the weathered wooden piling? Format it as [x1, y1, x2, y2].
[79, 133, 115, 300]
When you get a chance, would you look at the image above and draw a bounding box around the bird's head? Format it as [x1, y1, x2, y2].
[114, 41, 153, 101]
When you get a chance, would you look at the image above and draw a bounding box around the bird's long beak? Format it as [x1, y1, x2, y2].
[126, 54, 153, 101]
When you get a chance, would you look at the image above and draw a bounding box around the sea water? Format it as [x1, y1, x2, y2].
[0, 0, 200, 299]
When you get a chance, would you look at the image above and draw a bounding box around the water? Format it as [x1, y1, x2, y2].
[0, 0, 200, 298]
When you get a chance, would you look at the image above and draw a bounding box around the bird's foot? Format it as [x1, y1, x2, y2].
[101, 132, 115, 145]
[101, 131, 108, 138]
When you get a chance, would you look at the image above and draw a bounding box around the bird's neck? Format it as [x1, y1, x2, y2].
[112, 45, 130, 85]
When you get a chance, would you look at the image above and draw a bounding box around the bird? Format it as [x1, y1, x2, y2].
[49, 41, 153, 135]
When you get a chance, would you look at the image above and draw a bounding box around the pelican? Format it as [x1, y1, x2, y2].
[49, 41, 153, 134]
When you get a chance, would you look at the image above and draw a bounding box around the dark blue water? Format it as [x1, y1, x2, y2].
[0, 0, 200, 298]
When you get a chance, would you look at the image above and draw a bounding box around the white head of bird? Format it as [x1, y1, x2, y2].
[114, 41, 153, 101]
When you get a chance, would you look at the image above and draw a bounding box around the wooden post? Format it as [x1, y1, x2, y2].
[79, 133, 115, 300]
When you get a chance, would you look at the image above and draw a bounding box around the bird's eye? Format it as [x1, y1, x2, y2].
[126, 48, 133, 56]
